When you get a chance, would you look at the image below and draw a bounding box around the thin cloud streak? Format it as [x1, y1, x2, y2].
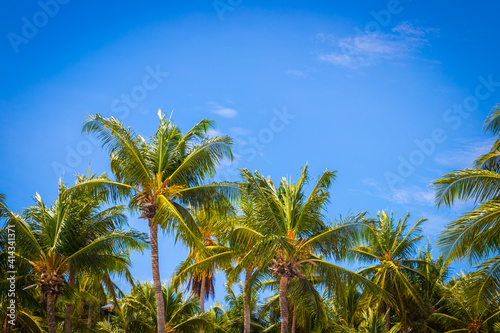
[317, 21, 437, 68]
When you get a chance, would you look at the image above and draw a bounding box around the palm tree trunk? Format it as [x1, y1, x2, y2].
[279, 276, 289, 333]
[3, 316, 10, 333]
[149, 219, 166, 333]
[87, 302, 93, 328]
[64, 268, 76, 333]
[200, 274, 206, 313]
[243, 267, 254, 333]
[47, 294, 57, 333]
[385, 304, 391, 332]
[291, 313, 296, 333]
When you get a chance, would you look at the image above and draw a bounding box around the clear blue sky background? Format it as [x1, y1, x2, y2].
[2, 0, 500, 305]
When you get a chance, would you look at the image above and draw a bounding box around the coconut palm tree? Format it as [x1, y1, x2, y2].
[173, 204, 234, 313]
[405, 242, 449, 332]
[69, 263, 134, 331]
[433, 105, 500, 303]
[54, 174, 147, 333]
[229, 187, 268, 333]
[223, 282, 271, 333]
[76, 111, 235, 333]
[357, 308, 401, 333]
[433, 273, 500, 333]
[1, 199, 45, 333]
[231, 165, 376, 333]
[258, 266, 330, 333]
[353, 211, 430, 332]
[325, 279, 364, 332]
[103, 282, 209, 333]
[173, 188, 267, 333]
[1, 179, 146, 333]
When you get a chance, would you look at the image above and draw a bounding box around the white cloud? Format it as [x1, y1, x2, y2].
[285, 70, 308, 78]
[434, 138, 493, 169]
[317, 21, 435, 68]
[230, 127, 251, 136]
[206, 128, 223, 138]
[392, 21, 429, 38]
[317, 53, 354, 67]
[380, 187, 435, 206]
[208, 102, 238, 118]
[213, 108, 237, 118]
[418, 212, 453, 237]
[362, 178, 435, 206]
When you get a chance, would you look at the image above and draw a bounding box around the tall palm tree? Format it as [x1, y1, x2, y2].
[173, 189, 262, 333]
[229, 187, 267, 333]
[1, 179, 146, 333]
[433, 104, 500, 303]
[54, 174, 145, 333]
[1, 196, 45, 333]
[223, 282, 270, 333]
[102, 282, 209, 333]
[76, 111, 236, 333]
[258, 265, 330, 333]
[353, 211, 430, 332]
[325, 280, 365, 332]
[231, 165, 377, 333]
[405, 242, 449, 332]
[173, 205, 234, 313]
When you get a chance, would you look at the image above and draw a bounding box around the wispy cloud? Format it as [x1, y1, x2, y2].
[434, 138, 493, 169]
[361, 178, 435, 206]
[317, 22, 436, 68]
[209, 102, 238, 118]
[206, 128, 223, 138]
[381, 187, 435, 205]
[230, 127, 251, 136]
[213, 108, 237, 118]
[285, 70, 308, 78]
[417, 212, 453, 237]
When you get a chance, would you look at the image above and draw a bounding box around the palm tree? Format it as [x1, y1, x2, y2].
[433, 105, 500, 303]
[1, 197, 45, 333]
[433, 273, 500, 333]
[77, 111, 236, 333]
[103, 281, 209, 333]
[223, 282, 270, 333]
[405, 242, 449, 332]
[353, 211, 430, 332]
[357, 308, 401, 333]
[259, 266, 330, 333]
[1, 178, 146, 333]
[231, 165, 376, 333]
[55, 174, 147, 333]
[174, 189, 268, 333]
[229, 187, 267, 333]
[173, 205, 234, 313]
[70, 264, 134, 330]
[174, 187, 266, 333]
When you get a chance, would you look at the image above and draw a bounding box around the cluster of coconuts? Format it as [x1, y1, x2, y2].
[270, 251, 305, 279]
[36, 271, 66, 295]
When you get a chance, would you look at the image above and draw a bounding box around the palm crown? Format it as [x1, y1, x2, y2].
[75, 111, 236, 333]
[231, 165, 376, 333]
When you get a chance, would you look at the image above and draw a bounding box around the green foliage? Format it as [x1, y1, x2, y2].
[5, 106, 500, 332]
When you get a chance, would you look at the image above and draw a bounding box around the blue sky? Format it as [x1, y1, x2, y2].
[2, 0, 500, 304]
